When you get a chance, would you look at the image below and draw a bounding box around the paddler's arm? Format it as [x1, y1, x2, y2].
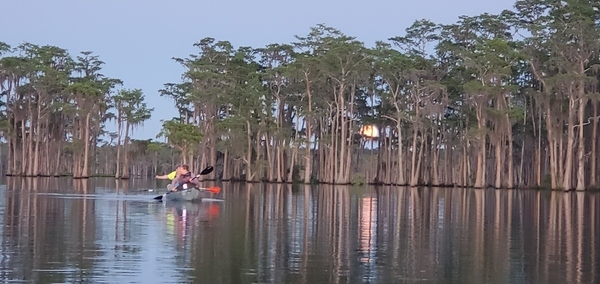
[156, 171, 178, 180]
[190, 174, 201, 186]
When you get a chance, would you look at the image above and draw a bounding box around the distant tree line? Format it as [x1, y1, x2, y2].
[0, 44, 153, 178]
[2, 0, 600, 190]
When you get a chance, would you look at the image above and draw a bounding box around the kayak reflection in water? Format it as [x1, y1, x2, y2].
[164, 203, 222, 243]
[206, 204, 220, 222]
[164, 207, 189, 248]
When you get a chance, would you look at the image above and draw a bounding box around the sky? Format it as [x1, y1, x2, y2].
[2, 0, 516, 140]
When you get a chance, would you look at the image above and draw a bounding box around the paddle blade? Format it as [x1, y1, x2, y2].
[207, 186, 221, 194]
[154, 194, 164, 200]
[199, 166, 214, 175]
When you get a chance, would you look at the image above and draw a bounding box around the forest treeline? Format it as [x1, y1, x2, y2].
[0, 45, 154, 179]
[2, 0, 600, 190]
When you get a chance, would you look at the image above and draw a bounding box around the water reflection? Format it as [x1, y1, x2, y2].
[0, 179, 598, 283]
[217, 185, 600, 284]
[0, 177, 223, 283]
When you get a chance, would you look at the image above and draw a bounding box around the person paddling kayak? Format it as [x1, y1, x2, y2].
[157, 164, 200, 192]
[152, 165, 220, 201]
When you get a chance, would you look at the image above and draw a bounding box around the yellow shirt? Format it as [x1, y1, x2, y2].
[167, 171, 177, 180]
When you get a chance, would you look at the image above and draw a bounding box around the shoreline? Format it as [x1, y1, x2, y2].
[3, 173, 591, 191]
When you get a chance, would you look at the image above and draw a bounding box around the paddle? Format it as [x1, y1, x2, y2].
[197, 186, 221, 194]
[196, 166, 214, 176]
[196, 186, 221, 194]
[153, 166, 214, 200]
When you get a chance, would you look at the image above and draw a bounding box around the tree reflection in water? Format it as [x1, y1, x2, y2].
[0, 179, 597, 283]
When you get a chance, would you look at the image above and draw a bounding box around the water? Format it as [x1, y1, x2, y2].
[0, 178, 598, 283]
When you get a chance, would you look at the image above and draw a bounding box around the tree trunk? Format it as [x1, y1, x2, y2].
[199, 143, 206, 177]
[21, 115, 27, 175]
[563, 97, 576, 191]
[374, 129, 382, 183]
[82, 112, 92, 178]
[180, 145, 188, 165]
[591, 102, 598, 188]
[303, 75, 312, 184]
[255, 131, 262, 180]
[304, 76, 312, 183]
[223, 149, 229, 180]
[27, 99, 34, 176]
[516, 103, 526, 186]
[432, 129, 440, 186]
[277, 141, 284, 182]
[44, 114, 52, 176]
[385, 130, 393, 184]
[0, 141, 2, 175]
[115, 106, 122, 178]
[6, 137, 12, 175]
[474, 105, 486, 188]
[122, 122, 130, 179]
[265, 132, 274, 181]
[396, 120, 405, 185]
[558, 126, 564, 185]
[345, 83, 356, 183]
[210, 119, 218, 180]
[245, 120, 253, 182]
[33, 96, 42, 176]
[537, 105, 542, 186]
[443, 133, 450, 185]
[576, 96, 587, 191]
[463, 141, 470, 186]
[288, 141, 298, 182]
[337, 83, 347, 183]
[410, 128, 419, 186]
[495, 137, 503, 188]
[415, 133, 425, 186]
[507, 120, 514, 189]
[330, 112, 338, 183]
[547, 104, 558, 189]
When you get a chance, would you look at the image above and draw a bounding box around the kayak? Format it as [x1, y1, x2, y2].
[153, 184, 221, 202]
[162, 188, 201, 202]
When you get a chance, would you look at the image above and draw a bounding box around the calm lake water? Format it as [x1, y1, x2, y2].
[0, 177, 598, 283]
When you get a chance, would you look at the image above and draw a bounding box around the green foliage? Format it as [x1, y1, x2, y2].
[157, 119, 203, 154]
[114, 88, 153, 126]
[147, 141, 164, 153]
[0, 42, 10, 55]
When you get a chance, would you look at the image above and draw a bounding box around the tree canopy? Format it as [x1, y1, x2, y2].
[2, 0, 600, 190]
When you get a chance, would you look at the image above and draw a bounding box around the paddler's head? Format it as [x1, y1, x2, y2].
[178, 164, 190, 176]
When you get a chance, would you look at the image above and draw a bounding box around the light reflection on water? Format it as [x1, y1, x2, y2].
[0, 177, 598, 283]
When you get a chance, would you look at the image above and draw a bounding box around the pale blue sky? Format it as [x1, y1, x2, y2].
[2, 0, 515, 140]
